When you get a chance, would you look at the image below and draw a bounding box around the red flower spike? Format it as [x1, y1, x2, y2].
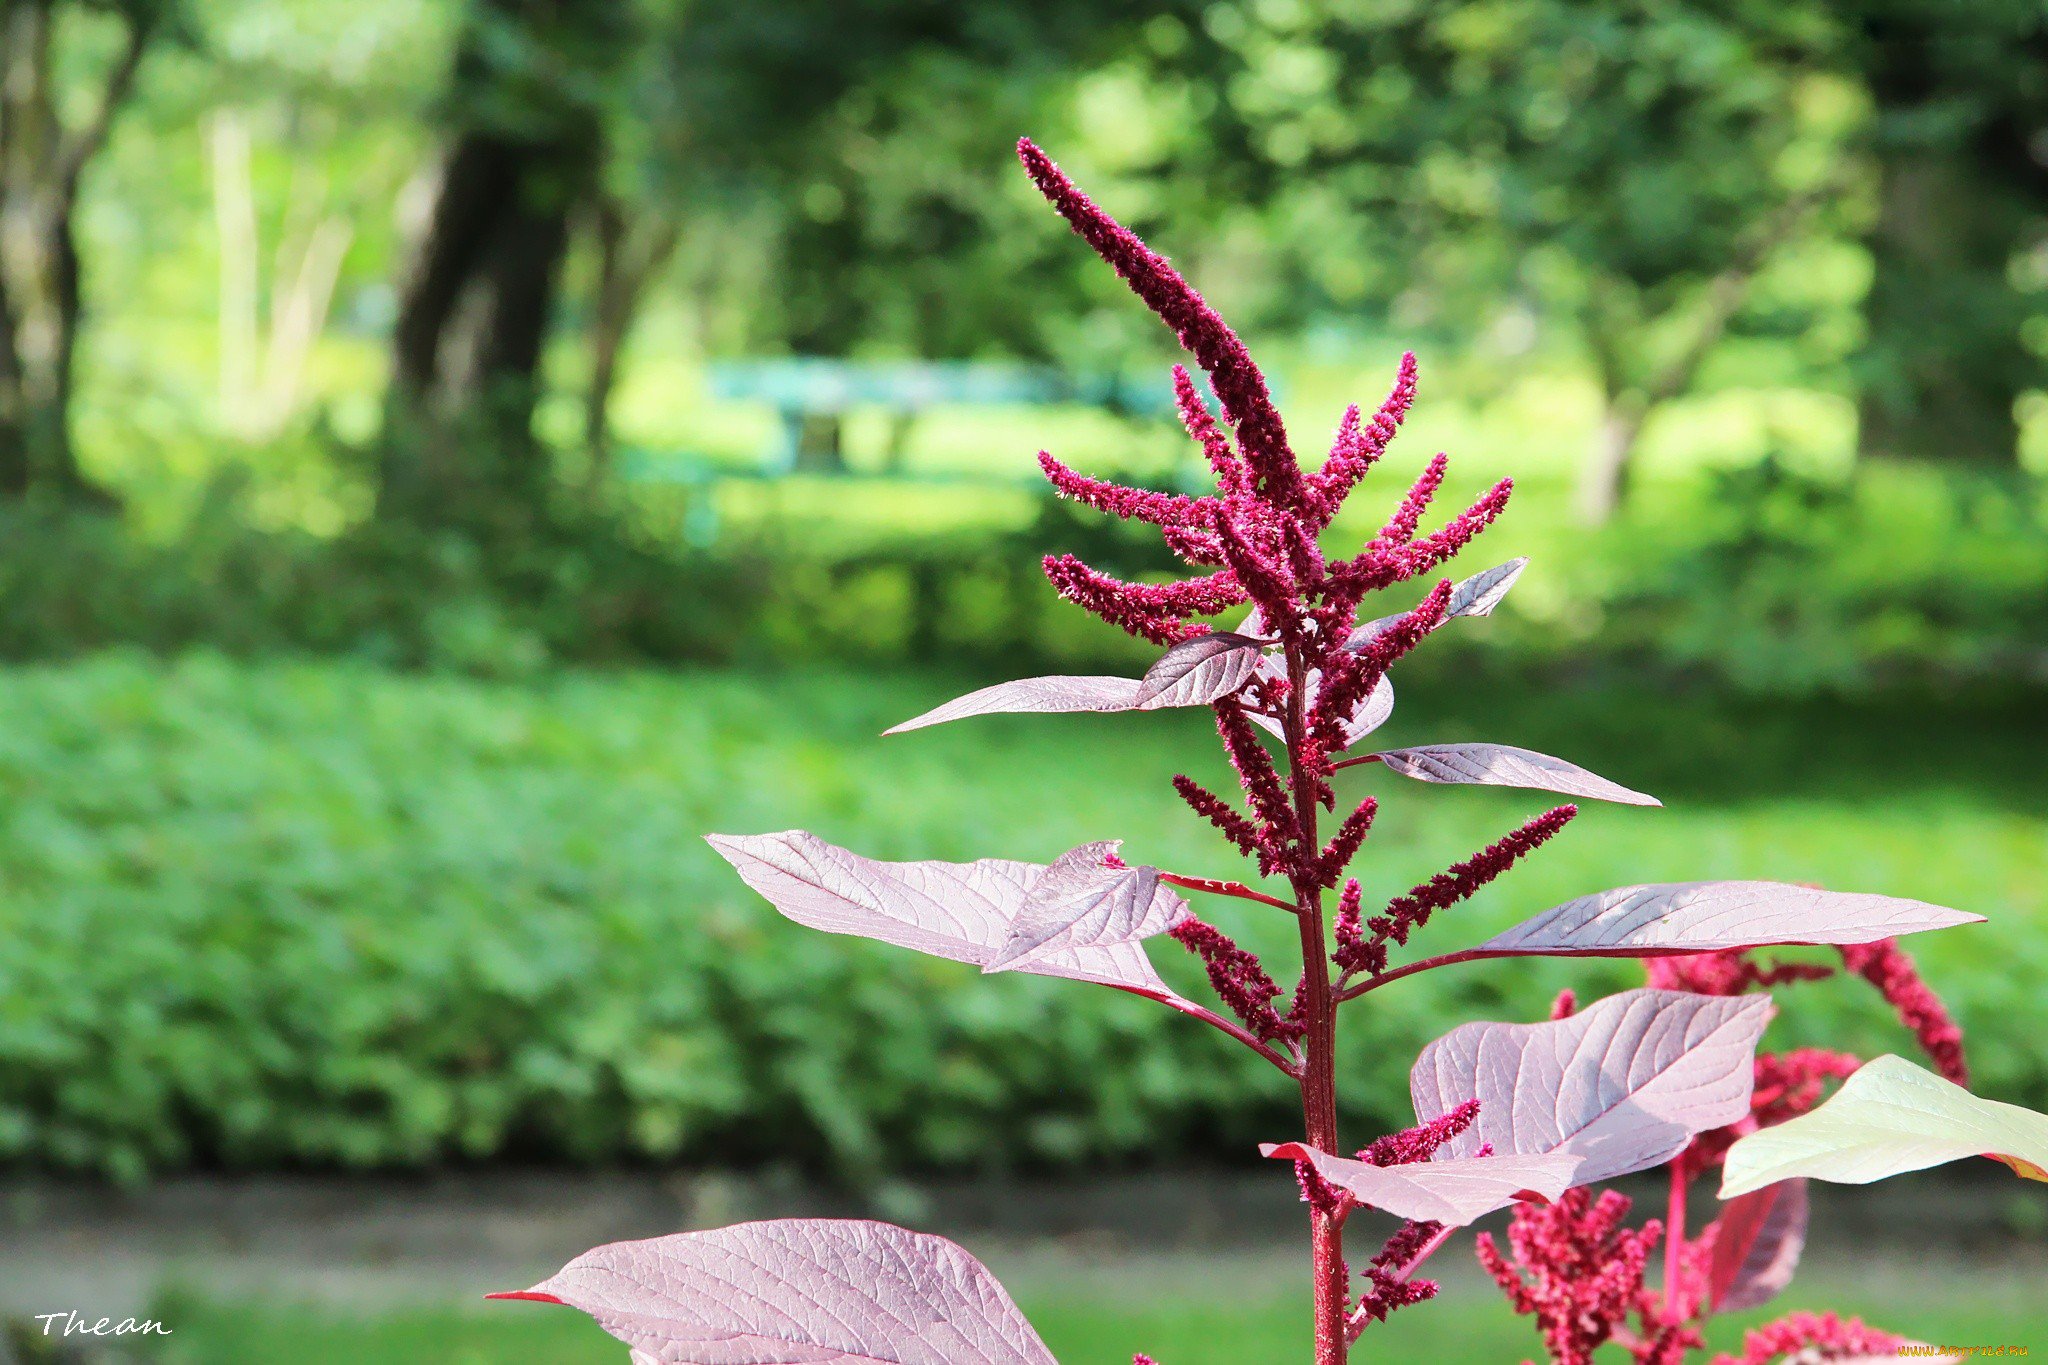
[1838, 938, 1969, 1085]
[1214, 513, 1297, 609]
[1549, 989, 1578, 1021]
[1169, 916, 1301, 1044]
[1017, 139, 1301, 508]
[1314, 579, 1452, 738]
[1172, 773, 1266, 863]
[1372, 452, 1449, 551]
[1348, 1217, 1447, 1339]
[1393, 476, 1514, 578]
[1330, 477, 1513, 603]
[1309, 351, 1419, 527]
[1332, 878, 1369, 972]
[1037, 450, 1213, 529]
[1173, 363, 1250, 496]
[1040, 555, 1242, 645]
[1338, 805, 1577, 975]
[1645, 949, 1834, 997]
[1710, 1311, 1904, 1365]
[1215, 701, 1297, 847]
[1293, 1157, 1350, 1218]
[1478, 1189, 1664, 1365]
[1317, 796, 1379, 887]
[1281, 519, 1327, 592]
[1357, 1099, 1482, 1167]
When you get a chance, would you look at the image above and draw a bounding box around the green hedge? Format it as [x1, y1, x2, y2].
[3, 462, 2046, 695]
[0, 655, 2040, 1180]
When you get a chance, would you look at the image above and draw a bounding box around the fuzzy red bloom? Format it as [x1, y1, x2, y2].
[1644, 949, 1833, 996]
[1172, 773, 1267, 864]
[1169, 916, 1301, 1044]
[1316, 797, 1379, 887]
[1018, 139, 1300, 508]
[1709, 1311, 1903, 1365]
[1307, 352, 1418, 527]
[1040, 555, 1242, 645]
[1037, 450, 1212, 529]
[1172, 364, 1249, 496]
[1478, 1189, 1664, 1365]
[1336, 805, 1577, 977]
[1370, 452, 1448, 552]
[1357, 1098, 1481, 1167]
[1349, 1217, 1442, 1335]
[1839, 938, 1969, 1085]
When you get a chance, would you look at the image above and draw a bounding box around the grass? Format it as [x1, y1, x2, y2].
[132, 1263, 2048, 1362]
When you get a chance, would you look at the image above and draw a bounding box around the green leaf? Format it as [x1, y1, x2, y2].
[1720, 1055, 2048, 1199]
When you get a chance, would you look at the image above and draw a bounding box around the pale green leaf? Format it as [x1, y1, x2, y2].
[1721, 1055, 2048, 1199]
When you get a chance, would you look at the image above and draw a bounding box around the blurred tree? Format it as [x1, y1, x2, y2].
[376, 0, 624, 529]
[0, 0, 167, 504]
[1156, 0, 1849, 521]
[382, 0, 1187, 518]
[575, 0, 1196, 478]
[1846, 0, 2048, 467]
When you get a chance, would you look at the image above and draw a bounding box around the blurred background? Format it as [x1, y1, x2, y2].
[1, 0, 2045, 1359]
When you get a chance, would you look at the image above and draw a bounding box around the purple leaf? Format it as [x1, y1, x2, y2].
[1369, 742, 1660, 806]
[1133, 631, 1267, 706]
[1348, 557, 1529, 648]
[1260, 1142, 1581, 1226]
[1248, 665, 1394, 749]
[1470, 882, 1983, 959]
[1446, 556, 1529, 618]
[987, 840, 1190, 972]
[1410, 989, 1774, 1185]
[707, 831, 1172, 998]
[885, 675, 1144, 734]
[492, 1218, 1055, 1365]
[1709, 1178, 1807, 1314]
[886, 633, 1276, 735]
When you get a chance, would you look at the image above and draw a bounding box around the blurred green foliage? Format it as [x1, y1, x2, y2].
[3, 455, 2040, 696]
[0, 654, 2037, 1181]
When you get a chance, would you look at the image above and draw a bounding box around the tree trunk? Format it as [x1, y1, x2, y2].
[1579, 398, 1647, 526]
[581, 198, 679, 489]
[377, 0, 608, 529]
[1857, 147, 2029, 466]
[0, 0, 107, 503]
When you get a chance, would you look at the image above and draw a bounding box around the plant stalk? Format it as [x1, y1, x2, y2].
[1282, 631, 1346, 1365]
[1665, 1160, 1688, 1323]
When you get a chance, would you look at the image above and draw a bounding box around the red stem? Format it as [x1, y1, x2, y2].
[1156, 870, 1301, 914]
[1113, 985, 1300, 1077]
[1664, 1161, 1688, 1324]
[1329, 753, 1385, 772]
[1278, 628, 1347, 1365]
[1335, 947, 1498, 1002]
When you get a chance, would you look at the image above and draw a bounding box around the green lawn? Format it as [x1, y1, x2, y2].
[133, 1263, 2047, 1363]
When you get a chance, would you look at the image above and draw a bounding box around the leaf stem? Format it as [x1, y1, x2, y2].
[1329, 753, 1384, 772]
[1664, 1160, 1688, 1324]
[1156, 870, 1300, 914]
[1122, 986, 1300, 1077]
[1334, 948, 1498, 1002]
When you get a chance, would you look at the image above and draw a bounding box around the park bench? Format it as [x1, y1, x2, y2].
[617, 357, 1206, 540]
